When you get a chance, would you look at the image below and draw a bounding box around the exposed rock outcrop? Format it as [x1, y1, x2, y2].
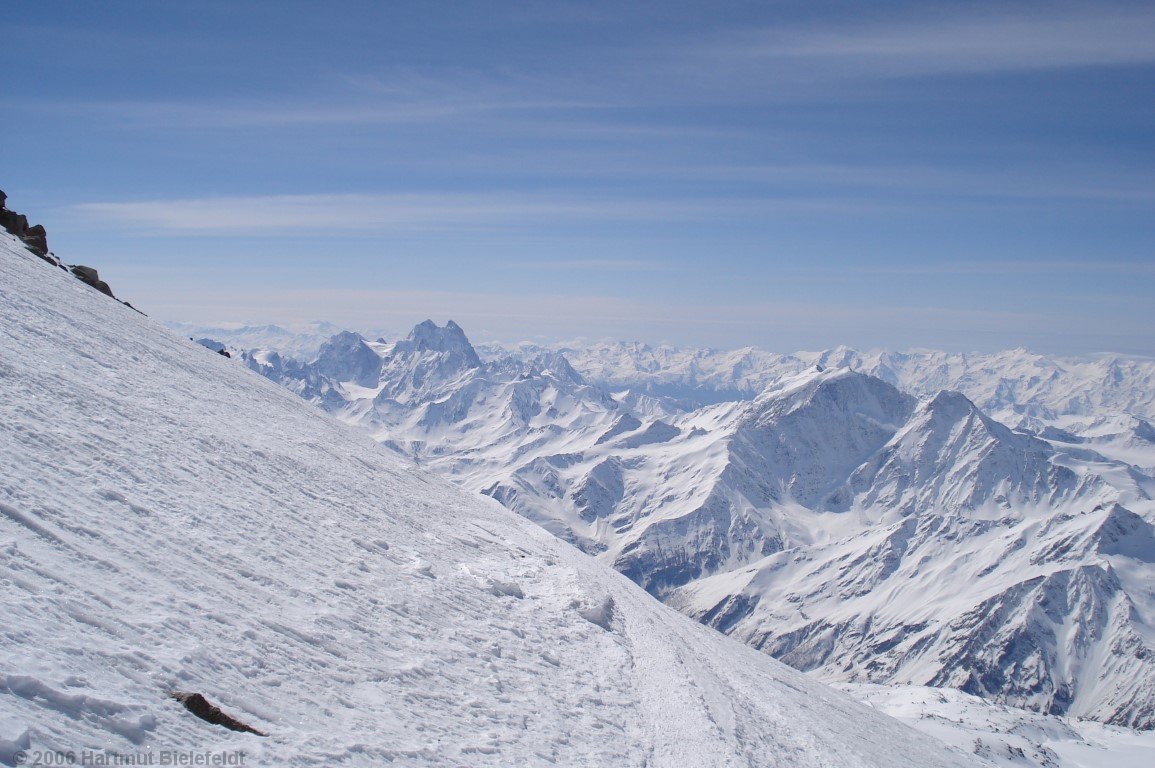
[1, 187, 141, 312]
[70, 264, 116, 297]
[0, 189, 52, 261]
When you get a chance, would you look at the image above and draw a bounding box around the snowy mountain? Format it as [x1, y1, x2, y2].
[484, 340, 1155, 422]
[232, 322, 1155, 732]
[0, 230, 991, 765]
[244, 322, 627, 497]
[478, 340, 794, 408]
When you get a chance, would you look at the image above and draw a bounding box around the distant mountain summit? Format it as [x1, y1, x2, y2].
[394, 319, 482, 367]
[313, 331, 383, 387]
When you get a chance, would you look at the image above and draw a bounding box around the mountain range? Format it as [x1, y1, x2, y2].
[208, 319, 1155, 732]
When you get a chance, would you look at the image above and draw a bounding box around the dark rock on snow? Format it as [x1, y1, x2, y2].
[0, 189, 50, 259]
[70, 264, 116, 297]
[169, 691, 267, 736]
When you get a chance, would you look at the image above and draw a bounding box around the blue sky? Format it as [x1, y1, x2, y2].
[4, 0, 1153, 354]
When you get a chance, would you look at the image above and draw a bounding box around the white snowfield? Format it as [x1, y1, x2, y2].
[0, 235, 981, 765]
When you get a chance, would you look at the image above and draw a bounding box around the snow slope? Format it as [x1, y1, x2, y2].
[0, 233, 982, 765]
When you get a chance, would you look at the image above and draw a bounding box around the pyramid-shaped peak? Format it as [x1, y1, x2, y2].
[1096, 504, 1155, 561]
[525, 351, 584, 384]
[918, 389, 1023, 445]
[921, 390, 997, 429]
[928, 389, 978, 414]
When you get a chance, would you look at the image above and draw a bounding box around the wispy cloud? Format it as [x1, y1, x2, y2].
[19, 95, 597, 130]
[560, 161, 1155, 205]
[505, 258, 666, 272]
[13, 65, 603, 129]
[72, 192, 897, 234]
[848, 260, 1155, 277]
[75, 193, 642, 233]
[711, 5, 1155, 77]
[24, 6, 1155, 138]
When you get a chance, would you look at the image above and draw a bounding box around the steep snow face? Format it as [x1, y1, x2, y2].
[1, 232, 986, 766]
[588, 371, 917, 596]
[730, 370, 918, 510]
[845, 391, 1093, 515]
[669, 494, 1155, 730]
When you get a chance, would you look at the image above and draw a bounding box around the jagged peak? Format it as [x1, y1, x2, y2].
[396, 318, 481, 366]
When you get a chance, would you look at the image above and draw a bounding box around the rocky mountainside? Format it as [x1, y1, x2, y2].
[224, 320, 1155, 731]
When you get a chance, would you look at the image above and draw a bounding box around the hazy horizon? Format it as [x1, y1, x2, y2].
[165, 316, 1155, 361]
